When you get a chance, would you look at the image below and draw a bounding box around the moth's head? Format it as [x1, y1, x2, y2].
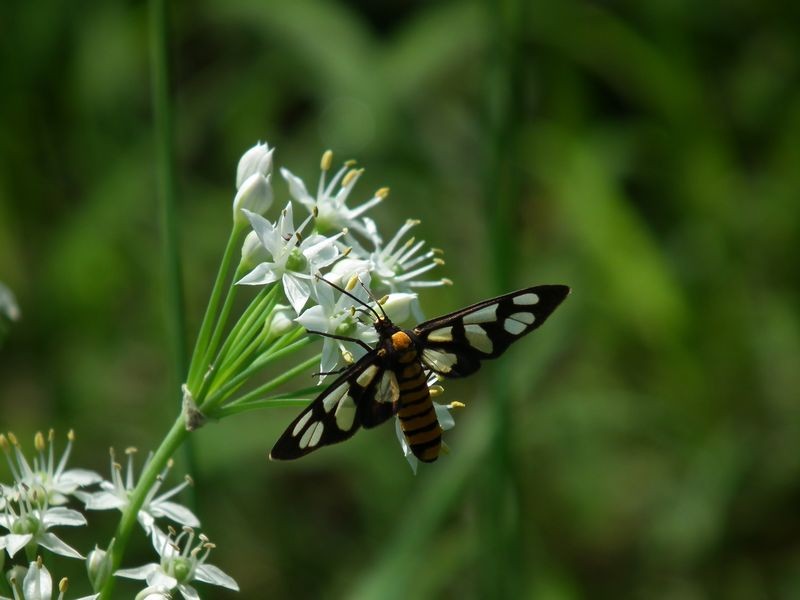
[373, 316, 400, 339]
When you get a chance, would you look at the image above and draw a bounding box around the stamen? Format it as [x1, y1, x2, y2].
[320, 150, 333, 171]
[375, 187, 390, 199]
[448, 401, 466, 409]
[429, 385, 445, 397]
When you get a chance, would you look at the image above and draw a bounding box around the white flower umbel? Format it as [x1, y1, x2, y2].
[0, 486, 86, 559]
[237, 202, 344, 314]
[282, 149, 388, 237]
[75, 448, 198, 534]
[116, 526, 239, 600]
[0, 431, 101, 508]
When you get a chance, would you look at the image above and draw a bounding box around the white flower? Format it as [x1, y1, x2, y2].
[74, 448, 199, 534]
[232, 173, 273, 225]
[0, 487, 86, 559]
[332, 219, 450, 320]
[0, 431, 101, 508]
[239, 230, 270, 271]
[116, 526, 239, 600]
[282, 149, 388, 236]
[236, 142, 274, 189]
[237, 202, 344, 314]
[295, 275, 378, 378]
[5, 557, 99, 600]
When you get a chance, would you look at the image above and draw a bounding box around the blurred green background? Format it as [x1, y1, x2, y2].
[2, 0, 800, 597]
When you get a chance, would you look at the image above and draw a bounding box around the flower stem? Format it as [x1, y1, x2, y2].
[218, 352, 320, 409]
[99, 415, 188, 600]
[148, 0, 195, 509]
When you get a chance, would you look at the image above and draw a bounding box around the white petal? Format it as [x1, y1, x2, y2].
[42, 506, 87, 527]
[295, 305, 329, 332]
[241, 209, 281, 256]
[37, 532, 84, 558]
[23, 560, 53, 600]
[177, 584, 201, 600]
[58, 468, 104, 487]
[149, 501, 200, 527]
[236, 262, 281, 286]
[283, 273, 311, 314]
[194, 564, 240, 590]
[5, 533, 33, 557]
[148, 570, 179, 590]
[137, 510, 156, 533]
[394, 419, 418, 475]
[75, 490, 126, 510]
[281, 168, 314, 207]
[116, 564, 160, 581]
[434, 403, 456, 431]
[236, 142, 273, 188]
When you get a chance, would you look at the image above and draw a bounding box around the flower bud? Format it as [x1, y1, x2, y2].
[236, 142, 274, 188]
[233, 173, 273, 225]
[239, 230, 270, 271]
[135, 586, 173, 600]
[86, 542, 113, 591]
[267, 304, 295, 337]
[380, 293, 417, 324]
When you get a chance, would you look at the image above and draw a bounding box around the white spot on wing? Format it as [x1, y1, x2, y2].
[504, 318, 526, 335]
[292, 411, 313, 437]
[335, 395, 356, 431]
[422, 349, 458, 373]
[356, 364, 379, 387]
[509, 311, 535, 325]
[428, 326, 453, 342]
[464, 324, 493, 353]
[308, 421, 324, 447]
[513, 293, 539, 305]
[322, 383, 349, 413]
[375, 370, 399, 404]
[299, 422, 316, 448]
[463, 303, 498, 325]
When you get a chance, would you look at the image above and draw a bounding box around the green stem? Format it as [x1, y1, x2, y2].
[187, 229, 246, 391]
[99, 416, 189, 600]
[220, 353, 320, 408]
[213, 397, 311, 418]
[149, 0, 195, 508]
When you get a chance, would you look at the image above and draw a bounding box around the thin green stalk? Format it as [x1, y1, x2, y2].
[213, 397, 311, 418]
[203, 339, 316, 409]
[220, 353, 321, 408]
[149, 0, 195, 507]
[187, 229, 246, 390]
[481, 0, 525, 595]
[99, 415, 189, 600]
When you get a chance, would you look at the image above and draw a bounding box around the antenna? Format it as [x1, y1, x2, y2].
[358, 280, 389, 321]
[314, 274, 382, 322]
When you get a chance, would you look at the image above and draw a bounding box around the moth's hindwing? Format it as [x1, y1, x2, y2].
[414, 284, 570, 377]
[269, 353, 401, 460]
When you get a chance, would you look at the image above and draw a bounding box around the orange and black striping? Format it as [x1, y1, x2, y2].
[393, 339, 442, 463]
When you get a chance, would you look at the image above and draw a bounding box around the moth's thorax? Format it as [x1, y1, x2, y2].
[390, 330, 419, 364]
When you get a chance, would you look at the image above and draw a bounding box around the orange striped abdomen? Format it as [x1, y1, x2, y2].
[396, 360, 441, 463]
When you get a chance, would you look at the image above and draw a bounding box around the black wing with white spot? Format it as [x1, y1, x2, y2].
[413, 285, 570, 378]
[269, 353, 401, 460]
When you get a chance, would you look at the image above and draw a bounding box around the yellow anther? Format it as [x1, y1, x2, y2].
[112, 462, 122, 471]
[345, 274, 359, 291]
[442, 278, 454, 286]
[167, 458, 174, 468]
[312, 205, 319, 218]
[320, 150, 333, 171]
[429, 385, 445, 397]
[204, 542, 216, 549]
[342, 168, 362, 188]
[7, 432, 18, 446]
[375, 187, 390, 199]
[431, 247, 444, 255]
[342, 350, 355, 364]
[448, 401, 466, 409]
[403, 237, 416, 248]
[185, 475, 195, 485]
[34, 432, 45, 452]
[342, 246, 352, 257]
[125, 447, 137, 455]
[48, 429, 55, 441]
[433, 258, 445, 266]
[378, 295, 389, 305]
[59, 578, 69, 593]
[36, 555, 43, 568]
[406, 219, 421, 226]
[295, 231, 303, 243]
[0, 434, 7, 450]
[344, 159, 357, 168]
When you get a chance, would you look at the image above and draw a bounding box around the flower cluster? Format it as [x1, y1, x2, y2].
[232, 142, 456, 469]
[0, 432, 235, 599]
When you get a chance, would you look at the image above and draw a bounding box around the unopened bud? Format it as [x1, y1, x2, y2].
[86, 540, 114, 592]
[236, 142, 274, 188]
[239, 230, 270, 271]
[233, 174, 273, 225]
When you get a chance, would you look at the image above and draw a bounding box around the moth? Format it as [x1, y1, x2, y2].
[270, 282, 570, 463]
